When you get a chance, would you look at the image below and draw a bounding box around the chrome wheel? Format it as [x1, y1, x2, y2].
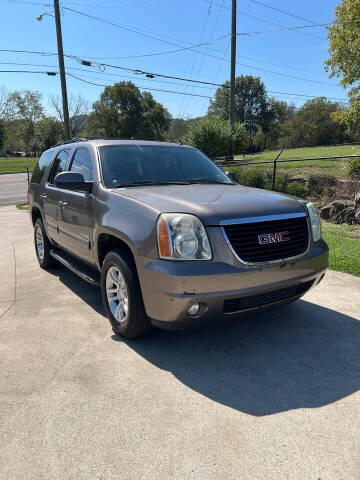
[35, 226, 45, 261]
[106, 266, 129, 323]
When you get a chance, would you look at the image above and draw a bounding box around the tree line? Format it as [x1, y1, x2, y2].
[1, 0, 360, 157]
[1, 76, 358, 158]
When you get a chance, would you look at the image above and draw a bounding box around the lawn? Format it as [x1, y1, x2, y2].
[232, 145, 360, 178]
[0, 157, 38, 174]
[235, 144, 360, 162]
[322, 221, 360, 277]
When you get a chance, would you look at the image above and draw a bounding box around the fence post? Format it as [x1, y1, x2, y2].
[26, 166, 30, 185]
[272, 149, 284, 191]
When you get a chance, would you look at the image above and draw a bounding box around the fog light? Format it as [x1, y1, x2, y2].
[188, 303, 200, 316]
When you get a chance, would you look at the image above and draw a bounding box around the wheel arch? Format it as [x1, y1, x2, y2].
[96, 230, 137, 272]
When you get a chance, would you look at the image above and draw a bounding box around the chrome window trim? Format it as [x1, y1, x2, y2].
[220, 212, 306, 226]
[221, 213, 311, 266]
[45, 184, 88, 198]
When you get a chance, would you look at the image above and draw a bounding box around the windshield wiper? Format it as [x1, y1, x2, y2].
[113, 180, 190, 188]
[185, 178, 232, 185]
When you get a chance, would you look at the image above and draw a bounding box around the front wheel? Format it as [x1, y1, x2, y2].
[101, 250, 152, 339]
[34, 218, 57, 269]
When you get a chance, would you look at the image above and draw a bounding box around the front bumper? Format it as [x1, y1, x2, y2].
[136, 234, 329, 329]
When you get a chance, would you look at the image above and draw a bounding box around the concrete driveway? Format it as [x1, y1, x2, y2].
[1, 206, 359, 480]
[0, 173, 29, 206]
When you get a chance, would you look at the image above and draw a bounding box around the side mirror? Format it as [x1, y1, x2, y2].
[54, 172, 93, 193]
[225, 171, 236, 182]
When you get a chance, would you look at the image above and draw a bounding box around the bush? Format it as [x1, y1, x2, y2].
[308, 173, 337, 195]
[265, 173, 289, 193]
[348, 158, 360, 179]
[182, 117, 246, 158]
[231, 167, 265, 188]
[286, 181, 309, 199]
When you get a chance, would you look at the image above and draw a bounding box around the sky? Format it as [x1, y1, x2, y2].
[0, 0, 347, 119]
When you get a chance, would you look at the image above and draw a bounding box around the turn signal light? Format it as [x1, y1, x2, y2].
[157, 216, 171, 258]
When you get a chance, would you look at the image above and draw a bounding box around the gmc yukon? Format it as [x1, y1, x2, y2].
[29, 139, 328, 338]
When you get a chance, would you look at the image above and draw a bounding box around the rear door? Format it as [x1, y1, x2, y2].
[57, 147, 95, 264]
[42, 149, 70, 243]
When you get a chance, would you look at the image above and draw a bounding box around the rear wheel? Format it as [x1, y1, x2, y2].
[101, 250, 152, 339]
[34, 218, 57, 269]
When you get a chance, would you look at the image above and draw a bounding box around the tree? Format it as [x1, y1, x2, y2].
[36, 117, 63, 151]
[325, 0, 360, 131]
[276, 97, 347, 148]
[182, 116, 246, 158]
[50, 93, 89, 136]
[208, 75, 268, 145]
[86, 82, 171, 140]
[7, 90, 44, 154]
[166, 118, 189, 142]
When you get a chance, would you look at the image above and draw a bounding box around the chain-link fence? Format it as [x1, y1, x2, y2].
[216, 148, 360, 251]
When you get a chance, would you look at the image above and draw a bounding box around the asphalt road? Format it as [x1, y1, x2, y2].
[1, 206, 359, 480]
[0, 172, 29, 206]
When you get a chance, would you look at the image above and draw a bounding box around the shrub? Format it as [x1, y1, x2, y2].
[286, 181, 309, 199]
[230, 167, 265, 189]
[348, 157, 360, 179]
[182, 117, 246, 158]
[272, 173, 289, 193]
[246, 169, 265, 188]
[308, 173, 337, 195]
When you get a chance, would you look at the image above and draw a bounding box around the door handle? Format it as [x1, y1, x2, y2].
[40, 193, 47, 199]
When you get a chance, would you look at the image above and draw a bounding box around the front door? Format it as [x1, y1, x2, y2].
[42, 149, 70, 244]
[57, 147, 95, 265]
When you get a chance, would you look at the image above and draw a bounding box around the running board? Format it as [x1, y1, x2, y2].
[50, 250, 101, 286]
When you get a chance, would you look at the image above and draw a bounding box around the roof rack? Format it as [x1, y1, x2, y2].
[52, 137, 88, 147]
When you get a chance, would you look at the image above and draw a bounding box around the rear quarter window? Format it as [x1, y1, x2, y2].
[31, 150, 54, 184]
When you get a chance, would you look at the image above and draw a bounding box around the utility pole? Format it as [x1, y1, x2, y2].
[54, 0, 71, 140]
[229, 0, 237, 156]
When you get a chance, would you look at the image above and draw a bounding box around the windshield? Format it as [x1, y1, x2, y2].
[99, 145, 233, 188]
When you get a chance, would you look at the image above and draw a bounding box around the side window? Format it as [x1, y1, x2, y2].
[31, 150, 54, 184]
[70, 148, 93, 182]
[48, 150, 69, 185]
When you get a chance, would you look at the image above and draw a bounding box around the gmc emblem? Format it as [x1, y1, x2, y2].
[258, 231, 290, 245]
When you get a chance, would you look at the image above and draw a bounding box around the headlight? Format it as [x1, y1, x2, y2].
[157, 213, 212, 260]
[306, 202, 321, 242]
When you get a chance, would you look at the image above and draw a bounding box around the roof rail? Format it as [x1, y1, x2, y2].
[52, 137, 88, 148]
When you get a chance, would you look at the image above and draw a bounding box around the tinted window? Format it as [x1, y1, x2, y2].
[31, 150, 54, 184]
[48, 150, 69, 185]
[70, 148, 93, 182]
[99, 145, 232, 188]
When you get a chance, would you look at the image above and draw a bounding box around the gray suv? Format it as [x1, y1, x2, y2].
[29, 139, 328, 338]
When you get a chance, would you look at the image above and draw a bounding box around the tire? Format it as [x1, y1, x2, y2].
[34, 218, 58, 269]
[101, 250, 152, 339]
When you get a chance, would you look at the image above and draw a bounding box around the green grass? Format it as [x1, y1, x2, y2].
[233, 145, 360, 178]
[0, 157, 38, 174]
[16, 202, 29, 210]
[322, 221, 360, 277]
[235, 144, 360, 162]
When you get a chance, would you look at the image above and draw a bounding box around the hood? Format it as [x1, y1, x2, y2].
[112, 184, 307, 226]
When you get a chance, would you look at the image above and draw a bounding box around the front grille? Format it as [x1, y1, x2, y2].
[223, 280, 313, 314]
[223, 216, 309, 263]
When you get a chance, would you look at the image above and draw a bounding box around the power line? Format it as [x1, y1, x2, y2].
[204, 0, 325, 41]
[0, 60, 348, 101]
[57, 5, 346, 87]
[178, 0, 214, 116]
[0, 69, 349, 112]
[236, 19, 360, 37]
[66, 73, 216, 99]
[0, 46, 340, 87]
[0, 69, 57, 74]
[248, 0, 321, 25]
[66, 73, 348, 113]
